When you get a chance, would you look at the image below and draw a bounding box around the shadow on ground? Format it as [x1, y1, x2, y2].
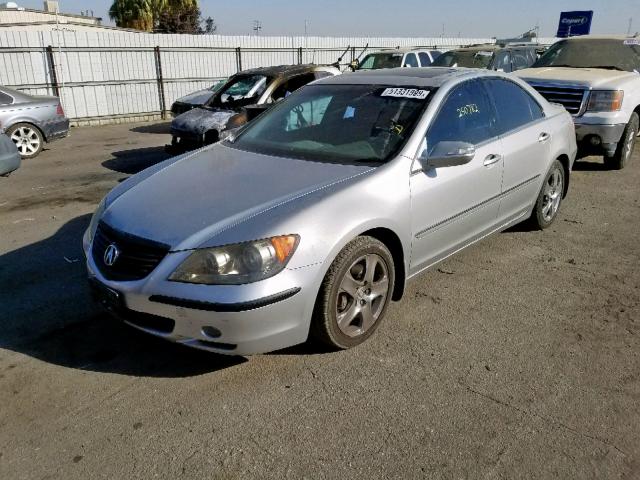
[102, 146, 172, 174]
[130, 122, 171, 135]
[0, 215, 246, 378]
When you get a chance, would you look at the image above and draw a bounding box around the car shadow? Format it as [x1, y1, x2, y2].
[572, 158, 611, 171]
[0, 215, 246, 378]
[130, 122, 171, 135]
[102, 146, 172, 175]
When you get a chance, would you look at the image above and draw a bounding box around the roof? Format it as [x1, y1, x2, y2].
[317, 67, 478, 88]
[236, 64, 329, 78]
[367, 47, 437, 54]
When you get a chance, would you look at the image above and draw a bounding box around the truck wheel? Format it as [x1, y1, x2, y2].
[310, 236, 395, 350]
[605, 113, 638, 170]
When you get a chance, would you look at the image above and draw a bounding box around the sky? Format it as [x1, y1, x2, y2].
[14, 0, 640, 38]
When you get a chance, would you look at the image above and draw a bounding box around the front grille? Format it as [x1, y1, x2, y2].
[530, 84, 587, 115]
[92, 221, 170, 281]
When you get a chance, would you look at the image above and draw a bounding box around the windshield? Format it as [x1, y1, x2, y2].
[230, 84, 431, 163]
[533, 39, 640, 72]
[209, 79, 225, 92]
[431, 50, 494, 69]
[207, 74, 270, 108]
[358, 53, 404, 70]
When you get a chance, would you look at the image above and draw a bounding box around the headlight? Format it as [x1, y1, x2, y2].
[587, 90, 624, 112]
[87, 197, 107, 243]
[169, 235, 300, 285]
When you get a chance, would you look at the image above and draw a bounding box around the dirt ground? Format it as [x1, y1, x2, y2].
[0, 122, 639, 480]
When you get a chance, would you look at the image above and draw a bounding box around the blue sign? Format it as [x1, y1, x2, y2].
[557, 11, 594, 38]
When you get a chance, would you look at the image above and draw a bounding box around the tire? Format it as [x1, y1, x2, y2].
[529, 159, 565, 230]
[7, 123, 44, 159]
[310, 236, 395, 350]
[605, 112, 639, 170]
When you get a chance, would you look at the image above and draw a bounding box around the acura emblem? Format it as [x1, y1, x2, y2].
[103, 244, 120, 267]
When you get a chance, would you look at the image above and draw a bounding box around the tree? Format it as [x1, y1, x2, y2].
[109, 0, 154, 31]
[156, 1, 201, 34]
[202, 16, 217, 34]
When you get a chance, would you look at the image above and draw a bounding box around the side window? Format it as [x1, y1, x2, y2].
[418, 52, 432, 67]
[404, 53, 419, 68]
[0, 91, 13, 105]
[426, 80, 495, 152]
[512, 51, 532, 71]
[430, 50, 442, 60]
[271, 73, 316, 102]
[284, 95, 332, 131]
[493, 51, 511, 72]
[483, 78, 544, 135]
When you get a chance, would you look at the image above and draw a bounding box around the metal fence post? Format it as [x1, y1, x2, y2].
[235, 47, 242, 72]
[45, 45, 60, 98]
[154, 46, 167, 120]
[298, 46, 303, 64]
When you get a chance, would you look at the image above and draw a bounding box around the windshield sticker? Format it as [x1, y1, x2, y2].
[343, 106, 356, 119]
[457, 104, 480, 118]
[624, 39, 640, 45]
[381, 88, 430, 100]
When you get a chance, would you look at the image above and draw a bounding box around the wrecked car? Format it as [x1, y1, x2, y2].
[431, 43, 538, 73]
[169, 64, 340, 151]
[170, 79, 226, 117]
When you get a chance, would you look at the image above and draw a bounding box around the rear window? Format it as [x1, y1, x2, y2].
[358, 53, 403, 70]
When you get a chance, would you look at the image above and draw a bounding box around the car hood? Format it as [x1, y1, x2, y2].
[171, 107, 237, 135]
[175, 89, 214, 107]
[515, 67, 638, 88]
[102, 144, 374, 250]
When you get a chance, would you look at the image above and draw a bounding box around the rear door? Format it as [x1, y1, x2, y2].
[482, 77, 550, 223]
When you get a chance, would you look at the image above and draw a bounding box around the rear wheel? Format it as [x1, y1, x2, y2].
[605, 112, 638, 170]
[7, 123, 44, 159]
[310, 236, 395, 350]
[529, 159, 565, 230]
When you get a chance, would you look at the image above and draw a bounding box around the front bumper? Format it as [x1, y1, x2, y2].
[84, 233, 323, 355]
[574, 123, 627, 156]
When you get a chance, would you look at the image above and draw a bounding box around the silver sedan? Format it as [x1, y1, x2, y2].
[0, 86, 70, 159]
[84, 68, 577, 355]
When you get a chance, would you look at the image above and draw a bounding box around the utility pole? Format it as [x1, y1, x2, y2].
[628, 18, 633, 35]
[253, 20, 262, 36]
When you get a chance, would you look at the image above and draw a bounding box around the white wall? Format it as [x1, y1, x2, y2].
[0, 29, 555, 122]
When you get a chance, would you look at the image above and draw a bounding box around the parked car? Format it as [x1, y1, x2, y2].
[0, 130, 20, 176]
[169, 64, 341, 151]
[170, 79, 226, 117]
[432, 43, 538, 73]
[352, 48, 442, 70]
[0, 86, 69, 159]
[85, 68, 576, 355]
[516, 35, 640, 169]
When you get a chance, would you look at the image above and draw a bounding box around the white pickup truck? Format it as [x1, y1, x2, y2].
[516, 35, 640, 169]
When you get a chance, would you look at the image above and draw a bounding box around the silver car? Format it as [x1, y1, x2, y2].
[0, 131, 20, 176]
[84, 68, 577, 355]
[0, 86, 70, 159]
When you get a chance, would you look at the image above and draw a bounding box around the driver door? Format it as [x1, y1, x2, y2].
[409, 79, 504, 274]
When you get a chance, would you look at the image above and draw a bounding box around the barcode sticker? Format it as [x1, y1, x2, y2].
[381, 88, 430, 100]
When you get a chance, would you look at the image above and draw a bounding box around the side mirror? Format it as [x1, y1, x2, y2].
[420, 141, 476, 169]
[349, 59, 359, 71]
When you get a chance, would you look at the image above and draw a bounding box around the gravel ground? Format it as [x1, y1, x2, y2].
[0, 122, 639, 480]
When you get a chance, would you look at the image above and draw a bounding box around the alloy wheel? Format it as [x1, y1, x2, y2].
[542, 167, 563, 222]
[10, 126, 41, 157]
[335, 253, 390, 338]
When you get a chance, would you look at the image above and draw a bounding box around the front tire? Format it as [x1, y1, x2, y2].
[310, 236, 395, 350]
[605, 112, 638, 170]
[7, 123, 44, 159]
[529, 159, 565, 230]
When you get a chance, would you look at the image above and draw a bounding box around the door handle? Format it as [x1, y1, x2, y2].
[483, 154, 502, 167]
[539, 132, 551, 143]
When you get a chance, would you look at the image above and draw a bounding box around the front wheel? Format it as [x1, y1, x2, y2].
[7, 123, 44, 159]
[529, 159, 565, 230]
[605, 112, 638, 170]
[310, 236, 395, 350]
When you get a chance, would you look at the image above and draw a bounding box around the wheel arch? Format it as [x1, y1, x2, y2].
[6, 120, 46, 141]
[360, 227, 406, 301]
[556, 154, 570, 198]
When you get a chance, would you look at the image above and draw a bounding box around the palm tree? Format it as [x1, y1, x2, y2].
[109, 0, 154, 31]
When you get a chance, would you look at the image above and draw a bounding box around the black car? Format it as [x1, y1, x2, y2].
[169, 64, 340, 152]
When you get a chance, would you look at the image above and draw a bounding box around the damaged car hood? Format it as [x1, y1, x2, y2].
[175, 89, 215, 107]
[102, 144, 374, 250]
[171, 107, 237, 136]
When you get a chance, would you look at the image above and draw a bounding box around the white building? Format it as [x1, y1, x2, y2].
[0, 1, 104, 31]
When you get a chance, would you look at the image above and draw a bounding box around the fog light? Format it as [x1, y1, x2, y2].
[590, 136, 602, 146]
[202, 326, 222, 339]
